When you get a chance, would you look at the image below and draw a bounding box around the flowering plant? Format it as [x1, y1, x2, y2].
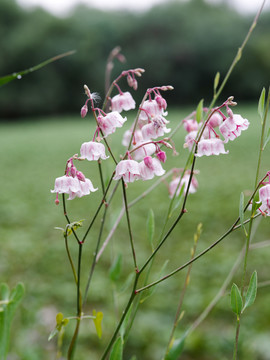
[49, 4, 270, 360]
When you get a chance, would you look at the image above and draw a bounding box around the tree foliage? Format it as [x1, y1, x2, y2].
[0, 0, 269, 118]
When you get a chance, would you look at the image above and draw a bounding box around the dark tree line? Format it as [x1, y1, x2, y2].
[0, 0, 269, 119]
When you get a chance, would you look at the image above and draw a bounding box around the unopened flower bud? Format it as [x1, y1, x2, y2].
[70, 166, 77, 177]
[84, 84, 91, 98]
[76, 171, 86, 182]
[157, 150, 167, 163]
[155, 95, 167, 110]
[81, 105, 88, 118]
[144, 156, 153, 168]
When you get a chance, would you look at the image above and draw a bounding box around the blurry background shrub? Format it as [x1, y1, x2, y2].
[0, 0, 269, 119]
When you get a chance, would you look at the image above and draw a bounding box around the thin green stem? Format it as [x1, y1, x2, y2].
[100, 274, 140, 360]
[81, 173, 114, 243]
[64, 235, 78, 284]
[121, 179, 138, 270]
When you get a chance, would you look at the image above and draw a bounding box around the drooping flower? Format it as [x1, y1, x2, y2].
[196, 138, 228, 157]
[98, 111, 127, 136]
[111, 92, 136, 113]
[184, 131, 198, 151]
[51, 175, 98, 202]
[156, 150, 167, 163]
[259, 184, 270, 216]
[80, 141, 109, 161]
[169, 173, 198, 198]
[208, 112, 223, 128]
[122, 129, 143, 147]
[139, 99, 165, 121]
[219, 114, 249, 143]
[113, 160, 141, 183]
[183, 119, 199, 133]
[141, 116, 171, 140]
[139, 157, 165, 180]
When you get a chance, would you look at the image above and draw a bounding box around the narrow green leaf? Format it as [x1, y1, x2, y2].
[196, 99, 204, 123]
[213, 72, 220, 93]
[48, 328, 59, 341]
[258, 87, 266, 119]
[230, 283, 243, 316]
[263, 127, 270, 150]
[56, 313, 64, 325]
[243, 271, 257, 311]
[0, 50, 76, 87]
[239, 192, 245, 228]
[93, 310, 103, 339]
[0, 283, 24, 359]
[109, 336, 123, 360]
[146, 209, 155, 250]
[109, 254, 122, 282]
[119, 304, 133, 340]
[165, 336, 186, 360]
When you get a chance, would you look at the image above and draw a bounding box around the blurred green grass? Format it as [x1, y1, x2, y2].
[1, 104, 270, 360]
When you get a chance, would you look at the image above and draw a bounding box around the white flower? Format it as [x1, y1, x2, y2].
[169, 173, 198, 198]
[98, 111, 127, 136]
[80, 141, 109, 161]
[196, 138, 228, 157]
[219, 114, 249, 143]
[113, 160, 141, 183]
[259, 184, 270, 216]
[51, 175, 98, 201]
[139, 157, 165, 180]
[111, 92, 136, 113]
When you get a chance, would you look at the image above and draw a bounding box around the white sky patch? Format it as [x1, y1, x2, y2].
[16, 0, 270, 16]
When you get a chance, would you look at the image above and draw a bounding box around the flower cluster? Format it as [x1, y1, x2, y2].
[51, 157, 97, 204]
[51, 70, 175, 202]
[114, 86, 173, 183]
[183, 98, 249, 157]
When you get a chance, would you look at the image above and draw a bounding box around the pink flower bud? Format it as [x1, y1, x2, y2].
[143, 156, 153, 168]
[81, 105, 88, 118]
[157, 151, 167, 163]
[155, 95, 167, 110]
[76, 171, 86, 182]
[70, 166, 77, 177]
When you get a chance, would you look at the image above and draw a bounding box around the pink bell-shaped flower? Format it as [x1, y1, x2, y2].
[51, 175, 98, 201]
[196, 138, 228, 157]
[113, 159, 141, 183]
[139, 99, 165, 121]
[259, 184, 270, 216]
[139, 157, 165, 180]
[219, 114, 249, 143]
[111, 92, 136, 113]
[80, 141, 109, 161]
[98, 111, 127, 137]
[208, 112, 223, 128]
[169, 173, 198, 198]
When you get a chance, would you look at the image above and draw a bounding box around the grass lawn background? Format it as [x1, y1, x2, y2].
[1, 103, 270, 360]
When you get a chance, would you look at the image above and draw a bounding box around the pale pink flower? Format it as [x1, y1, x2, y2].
[208, 112, 223, 128]
[139, 99, 164, 121]
[183, 119, 199, 133]
[111, 92, 136, 113]
[141, 117, 171, 140]
[122, 129, 143, 147]
[184, 131, 198, 151]
[98, 111, 127, 136]
[155, 95, 167, 110]
[259, 184, 270, 216]
[80, 141, 109, 161]
[51, 175, 97, 201]
[139, 157, 165, 180]
[196, 138, 228, 157]
[113, 160, 141, 183]
[132, 141, 156, 161]
[219, 114, 249, 143]
[169, 173, 198, 198]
